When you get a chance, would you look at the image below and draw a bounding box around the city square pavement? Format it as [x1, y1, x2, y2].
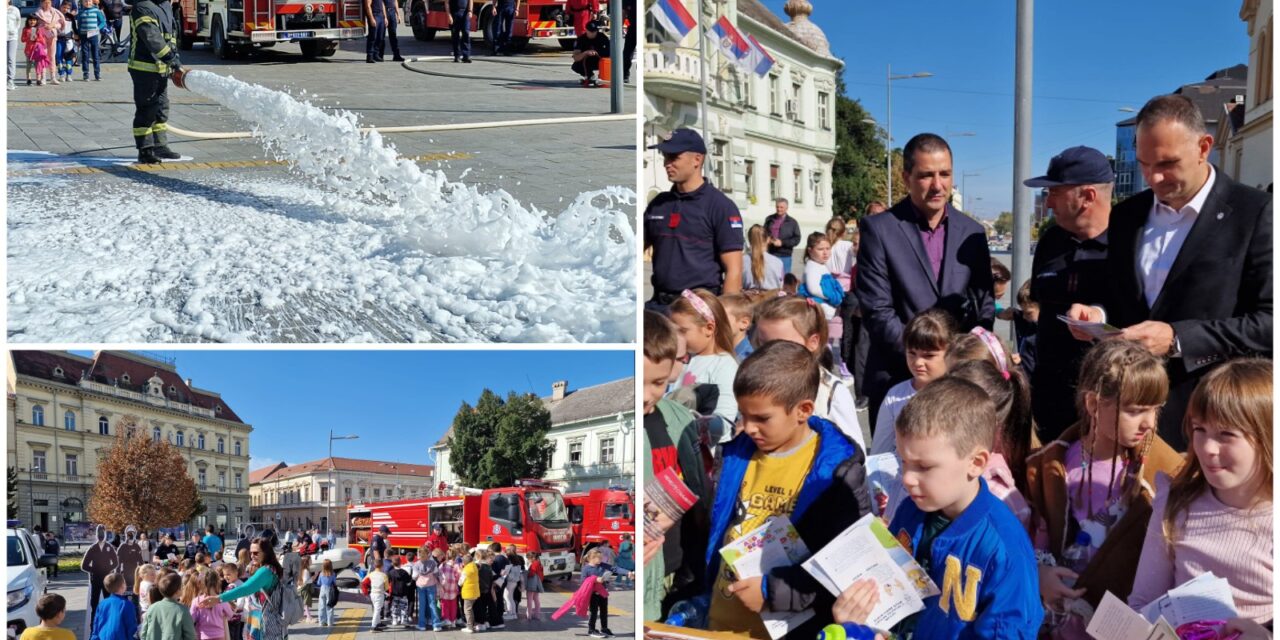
[43, 569, 634, 640]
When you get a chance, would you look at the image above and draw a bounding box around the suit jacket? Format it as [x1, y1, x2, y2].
[1104, 169, 1272, 449]
[855, 199, 995, 408]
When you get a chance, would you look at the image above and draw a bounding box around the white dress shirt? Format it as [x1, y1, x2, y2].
[1138, 165, 1216, 309]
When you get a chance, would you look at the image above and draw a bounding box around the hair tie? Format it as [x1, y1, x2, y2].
[969, 327, 1010, 376]
[805, 298, 817, 308]
[681, 289, 714, 323]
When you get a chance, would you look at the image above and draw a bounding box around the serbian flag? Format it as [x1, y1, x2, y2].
[649, 0, 696, 40]
[745, 33, 775, 76]
[707, 15, 750, 65]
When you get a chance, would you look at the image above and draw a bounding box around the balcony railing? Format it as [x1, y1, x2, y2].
[79, 380, 217, 418]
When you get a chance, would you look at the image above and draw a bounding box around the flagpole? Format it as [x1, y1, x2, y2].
[697, 0, 709, 176]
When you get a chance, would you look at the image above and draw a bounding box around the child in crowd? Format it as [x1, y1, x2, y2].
[388, 553, 413, 627]
[178, 570, 200, 606]
[1130, 359, 1273, 624]
[742, 225, 785, 291]
[500, 548, 523, 622]
[524, 551, 544, 621]
[21, 17, 47, 86]
[459, 550, 480, 633]
[992, 257, 1012, 320]
[364, 559, 390, 631]
[220, 564, 244, 640]
[1026, 340, 1182, 635]
[20, 594, 74, 640]
[836, 378, 1043, 638]
[801, 232, 839, 322]
[316, 560, 337, 627]
[54, 3, 73, 82]
[705, 341, 870, 640]
[140, 573, 197, 640]
[751, 295, 863, 450]
[90, 572, 138, 640]
[439, 547, 461, 629]
[643, 311, 712, 621]
[189, 571, 233, 640]
[412, 547, 441, 631]
[668, 288, 740, 440]
[947, 360, 1034, 528]
[297, 556, 314, 623]
[477, 550, 497, 630]
[718, 292, 756, 361]
[825, 217, 857, 381]
[136, 564, 158, 617]
[782, 273, 798, 295]
[582, 547, 630, 638]
[870, 308, 956, 456]
[1013, 280, 1038, 374]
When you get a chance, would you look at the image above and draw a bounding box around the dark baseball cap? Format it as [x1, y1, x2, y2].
[585, 20, 601, 32]
[648, 128, 707, 155]
[1023, 146, 1114, 188]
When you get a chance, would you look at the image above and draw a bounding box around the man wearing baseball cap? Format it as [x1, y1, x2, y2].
[571, 20, 610, 87]
[643, 128, 743, 311]
[1022, 145, 1115, 441]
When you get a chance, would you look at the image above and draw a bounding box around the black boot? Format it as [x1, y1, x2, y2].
[137, 148, 162, 164]
[153, 146, 181, 160]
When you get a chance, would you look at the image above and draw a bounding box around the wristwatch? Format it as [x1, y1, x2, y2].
[1169, 332, 1182, 358]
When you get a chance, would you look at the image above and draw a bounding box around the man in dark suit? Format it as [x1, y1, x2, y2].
[1068, 94, 1272, 450]
[856, 133, 995, 428]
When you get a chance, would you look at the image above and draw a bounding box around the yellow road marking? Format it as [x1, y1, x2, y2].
[7, 152, 472, 177]
[326, 605, 365, 640]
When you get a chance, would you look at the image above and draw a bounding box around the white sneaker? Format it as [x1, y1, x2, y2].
[461, 628, 474, 634]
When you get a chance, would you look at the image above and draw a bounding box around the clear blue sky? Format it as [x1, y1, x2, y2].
[760, 0, 1249, 218]
[73, 350, 634, 472]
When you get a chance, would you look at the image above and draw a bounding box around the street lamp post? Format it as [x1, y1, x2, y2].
[327, 431, 359, 537]
[962, 172, 981, 212]
[886, 65, 933, 204]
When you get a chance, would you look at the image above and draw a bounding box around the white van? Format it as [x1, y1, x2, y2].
[7, 527, 57, 640]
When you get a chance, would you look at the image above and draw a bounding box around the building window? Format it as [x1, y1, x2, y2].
[52, 366, 63, 378]
[121, 373, 130, 384]
[176, 431, 185, 447]
[32, 450, 46, 474]
[569, 441, 583, 466]
[345, 487, 353, 502]
[215, 405, 223, 414]
[234, 441, 241, 456]
[744, 159, 756, 200]
[65, 454, 78, 477]
[818, 92, 830, 130]
[713, 139, 731, 191]
[197, 434, 205, 450]
[198, 469, 206, 487]
[32, 405, 44, 426]
[217, 438, 225, 453]
[98, 416, 109, 435]
[153, 426, 161, 442]
[790, 83, 802, 121]
[321, 486, 330, 502]
[769, 73, 781, 115]
[600, 437, 615, 464]
[218, 471, 226, 490]
[794, 168, 804, 204]
[374, 488, 381, 498]
[770, 164, 780, 201]
[64, 411, 75, 431]
[235, 473, 242, 490]
[359, 488, 367, 499]
[814, 172, 825, 206]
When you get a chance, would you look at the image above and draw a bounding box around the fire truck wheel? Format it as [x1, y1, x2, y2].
[319, 41, 337, 56]
[299, 40, 319, 58]
[211, 18, 231, 60]
[557, 38, 574, 50]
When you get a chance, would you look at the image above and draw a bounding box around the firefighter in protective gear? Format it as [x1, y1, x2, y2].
[128, 0, 182, 164]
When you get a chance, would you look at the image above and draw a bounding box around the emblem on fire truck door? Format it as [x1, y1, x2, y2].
[492, 524, 500, 535]
[611, 521, 619, 530]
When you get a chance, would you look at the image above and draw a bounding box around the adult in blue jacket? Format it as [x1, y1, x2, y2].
[704, 416, 871, 640]
[856, 133, 994, 429]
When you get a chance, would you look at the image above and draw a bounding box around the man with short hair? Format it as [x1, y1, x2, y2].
[1023, 146, 1115, 442]
[856, 133, 995, 428]
[762, 198, 800, 274]
[643, 128, 744, 311]
[202, 525, 222, 558]
[570, 20, 608, 87]
[1068, 94, 1272, 449]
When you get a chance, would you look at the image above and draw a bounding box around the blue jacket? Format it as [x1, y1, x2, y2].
[887, 478, 1043, 639]
[90, 593, 139, 640]
[704, 416, 870, 640]
[76, 7, 106, 33]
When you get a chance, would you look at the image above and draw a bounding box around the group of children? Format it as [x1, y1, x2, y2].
[18, 0, 106, 86]
[362, 542, 549, 634]
[643, 271, 1273, 638]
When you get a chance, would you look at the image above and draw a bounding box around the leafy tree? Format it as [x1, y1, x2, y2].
[993, 211, 1014, 237]
[1033, 215, 1057, 241]
[448, 389, 556, 489]
[831, 73, 906, 220]
[88, 415, 199, 531]
[7, 467, 18, 519]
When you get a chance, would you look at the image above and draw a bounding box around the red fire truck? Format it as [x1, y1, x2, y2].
[174, 0, 366, 59]
[564, 487, 633, 559]
[347, 480, 577, 577]
[405, 0, 603, 51]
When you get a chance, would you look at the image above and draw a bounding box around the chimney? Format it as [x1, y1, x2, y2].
[552, 380, 568, 401]
[186, 378, 193, 387]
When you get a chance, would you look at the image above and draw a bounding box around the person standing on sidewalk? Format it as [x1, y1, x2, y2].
[763, 198, 801, 274]
[447, 0, 470, 63]
[490, 0, 514, 55]
[127, 0, 182, 164]
[33, 0, 63, 83]
[7, 0, 21, 89]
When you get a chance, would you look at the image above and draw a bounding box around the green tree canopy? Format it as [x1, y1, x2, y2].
[831, 72, 906, 220]
[993, 211, 1014, 237]
[448, 389, 556, 489]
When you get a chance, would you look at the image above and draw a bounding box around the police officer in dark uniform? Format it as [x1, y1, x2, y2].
[363, 0, 401, 62]
[448, 0, 472, 62]
[643, 128, 744, 313]
[128, 0, 182, 164]
[1023, 146, 1115, 442]
[491, 0, 516, 55]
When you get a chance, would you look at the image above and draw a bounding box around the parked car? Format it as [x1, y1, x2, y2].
[7, 526, 56, 640]
[309, 546, 361, 571]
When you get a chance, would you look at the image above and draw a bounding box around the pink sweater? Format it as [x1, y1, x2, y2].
[1128, 474, 1273, 623]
